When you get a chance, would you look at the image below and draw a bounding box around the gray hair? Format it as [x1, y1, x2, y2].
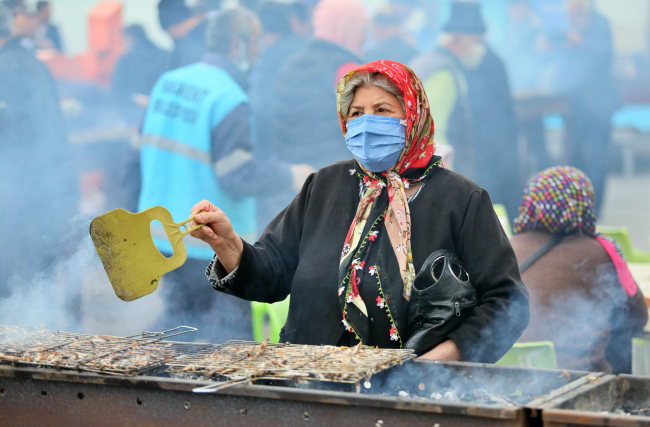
[0, 5, 13, 39]
[206, 7, 257, 55]
[339, 71, 405, 119]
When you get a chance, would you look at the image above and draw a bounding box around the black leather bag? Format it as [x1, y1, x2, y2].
[404, 249, 477, 354]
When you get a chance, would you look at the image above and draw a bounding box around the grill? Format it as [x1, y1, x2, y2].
[0, 325, 603, 427]
[166, 339, 415, 392]
[0, 325, 201, 376]
[0, 324, 81, 355]
[538, 374, 650, 427]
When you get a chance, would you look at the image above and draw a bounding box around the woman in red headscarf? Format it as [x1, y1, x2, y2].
[189, 61, 529, 362]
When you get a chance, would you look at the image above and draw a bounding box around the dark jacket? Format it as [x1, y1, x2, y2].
[210, 160, 530, 363]
[271, 40, 361, 170]
[250, 34, 307, 229]
[112, 38, 172, 121]
[113, 38, 172, 100]
[250, 34, 306, 155]
[511, 231, 648, 374]
[202, 53, 293, 198]
[0, 38, 77, 294]
[463, 46, 521, 219]
[45, 24, 63, 52]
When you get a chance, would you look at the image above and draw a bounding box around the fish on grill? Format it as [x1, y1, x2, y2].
[0, 325, 199, 375]
[166, 340, 416, 392]
[1, 326, 415, 391]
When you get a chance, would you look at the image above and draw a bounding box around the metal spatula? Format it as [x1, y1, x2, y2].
[89, 206, 203, 302]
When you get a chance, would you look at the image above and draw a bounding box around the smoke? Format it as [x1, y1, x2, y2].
[361, 358, 582, 407]
[0, 216, 163, 336]
[0, 216, 89, 331]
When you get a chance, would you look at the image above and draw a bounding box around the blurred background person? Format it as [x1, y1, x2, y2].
[250, 0, 309, 157]
[111, 24, 172, 121]
[385, 0, 439, 53]
[501, 0, 549, 93]
[0, 0, 24, 14]
[500, 0, 554, 172]
[410, 5, 472, 171]
[11, 6, 37, 49]
[0, 4, 77, 298]
[34, 1, 61, 51]
[271, 0, 365, 171]
[364, 5, 419, 65]
[0, 0, 646, 349]
[250, 0, 311, 228]
[511, 166, 647, 374]
[411, 0, 521, 218]
[461, 2, 521, 219]
[137, 7, 312, 343]
[413, 0, 443, 53]
[548, 0, 620, 214]
[158, 0, 208, 68]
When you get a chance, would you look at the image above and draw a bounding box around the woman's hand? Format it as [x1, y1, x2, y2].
[189, 200, 243, 273]
[418, 339, 461, 361]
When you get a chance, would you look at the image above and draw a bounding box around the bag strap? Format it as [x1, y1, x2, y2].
[519, 234, 566, 274]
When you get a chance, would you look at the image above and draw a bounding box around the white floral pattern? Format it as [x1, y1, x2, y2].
[376, 296, 385, 309]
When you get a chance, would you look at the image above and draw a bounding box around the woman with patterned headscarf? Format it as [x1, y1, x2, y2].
[511, 166, 647, 373]
[189, 60, 529, 362]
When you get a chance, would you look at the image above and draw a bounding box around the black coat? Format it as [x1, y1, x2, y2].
[463, 47, 521, 219]
[250, 35, 307, 229]
[250, 34, 306, 156]
[271, 40, 361, 169]
[0, 38, 78, 294]
[112, 40, 172, 109]
[212, 160, 530, 363]
[45, 24, 63, 52]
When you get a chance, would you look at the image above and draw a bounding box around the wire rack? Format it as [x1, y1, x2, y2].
[165, 340, 416, 393]
[0, 325, 79, 356]
[0, 325, 202, 376]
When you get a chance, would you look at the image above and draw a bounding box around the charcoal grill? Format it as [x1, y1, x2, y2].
[0, 362, 591, 427]
[537, 374, 650, 427]
[0, 326, 602, 427]
[0, 352, 597, 426]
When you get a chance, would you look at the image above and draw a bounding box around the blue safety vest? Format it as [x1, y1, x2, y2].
[138, 63, 256, 260]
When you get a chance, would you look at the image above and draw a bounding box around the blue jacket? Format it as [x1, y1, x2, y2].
[138, 53, 292, 260]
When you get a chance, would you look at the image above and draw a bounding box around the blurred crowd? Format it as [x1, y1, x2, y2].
[0, 0, 631, 228]
[1, 0, 649, 372]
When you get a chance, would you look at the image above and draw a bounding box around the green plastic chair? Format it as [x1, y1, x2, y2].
[596, 226, 650, 263]
[632, 338, 650, 377]
[496, 342, 558, 369]
[493, 204, 513, 237]
[251, 296, 290, 343]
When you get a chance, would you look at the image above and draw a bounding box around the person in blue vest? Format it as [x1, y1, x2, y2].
[138, 6, 314, 343]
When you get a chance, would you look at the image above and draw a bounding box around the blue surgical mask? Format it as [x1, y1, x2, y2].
[345, 114, 407, 172]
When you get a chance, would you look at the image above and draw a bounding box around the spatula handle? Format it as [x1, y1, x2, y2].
[176, 212, 206, 237]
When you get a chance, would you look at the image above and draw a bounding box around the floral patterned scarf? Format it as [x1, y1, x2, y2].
[514, 166, 638, 297]
[336, 60, 441, 345]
